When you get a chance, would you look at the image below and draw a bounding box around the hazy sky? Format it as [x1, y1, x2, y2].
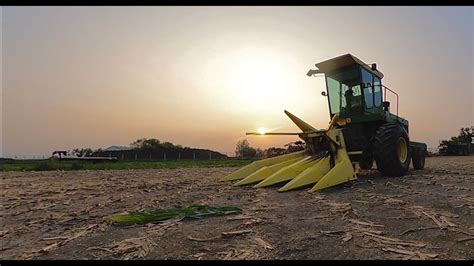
[1, 6, 473, 157]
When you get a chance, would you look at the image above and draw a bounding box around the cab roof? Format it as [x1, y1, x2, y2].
[315, 53, 384, 79]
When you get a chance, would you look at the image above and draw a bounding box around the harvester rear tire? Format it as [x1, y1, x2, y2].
[373, 123, 411, 177]
[412, 148, 426, 170]
[359, 156, 374, 170]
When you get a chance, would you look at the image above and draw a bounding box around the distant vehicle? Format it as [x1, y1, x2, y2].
[51, 151, 118, 163]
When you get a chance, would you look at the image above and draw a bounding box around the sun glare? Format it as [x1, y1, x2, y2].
[211, 47, 296, 115]
[257, 127, 268, 135]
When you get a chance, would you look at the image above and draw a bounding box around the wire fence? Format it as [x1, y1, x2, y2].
[1, 155, 50, 160]
[92, 150, 228, 161]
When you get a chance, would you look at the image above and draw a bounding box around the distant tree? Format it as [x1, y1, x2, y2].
[255, 148, 264, 159]
[438, 127, 473, 155]
[235, 139, 258, 158]
[161, 141, 176, 150]
[130, 138, 148, 149]
[265, 147, 287, 158]
[439, 126, 473, 148]
[131, 138, 160, 150]
[439, 140, 450, 147]
[235, 139, 249, 157]
[244, 147, 257, 158]
[142, 139, 162, 150]
[285, 140, 306, 153]
[130, 138, 184, 151]
[454, 127, 473, 144]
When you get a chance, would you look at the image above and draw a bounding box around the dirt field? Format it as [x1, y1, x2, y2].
[1, 156, 473, 260]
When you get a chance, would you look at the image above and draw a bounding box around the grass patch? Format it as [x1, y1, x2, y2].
[32, 162, 56, 171]
[70, 162, 84, 170]
[0, 158, 254, 172]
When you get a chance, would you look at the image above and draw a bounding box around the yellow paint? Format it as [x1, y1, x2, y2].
[308, 130, 356, 192]
[253, 156, 315, 188]
[278, 156, 331, 191]
[221, 150, 306, 181]
[397, 137, 408, 162]
[233, 157, 303, 186]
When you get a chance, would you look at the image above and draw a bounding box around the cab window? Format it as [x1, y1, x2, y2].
[327, 77, 341, 115]
[361, 68, 374, 108]
[326, 67, 360, 115]
[342, 84, 362, 109]
[374, 76, 382, 107]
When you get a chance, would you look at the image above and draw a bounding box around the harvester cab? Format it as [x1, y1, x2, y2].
[223, 53, 427, 192]
[308, 54, 401, 123]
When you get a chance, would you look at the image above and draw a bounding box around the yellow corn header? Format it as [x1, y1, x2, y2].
[222, 110, 357, 192]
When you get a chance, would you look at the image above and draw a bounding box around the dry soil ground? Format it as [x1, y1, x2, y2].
[1, 156, 473, 260]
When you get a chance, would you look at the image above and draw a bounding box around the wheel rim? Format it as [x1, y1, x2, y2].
[397, 137, 408, 163]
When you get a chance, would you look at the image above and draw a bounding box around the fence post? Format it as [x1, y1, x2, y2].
[164, 153, 167, 161]
[193, 152, 195, 160]
[178, 152, 181, 160]
[135, 153, 138, 161]
[122, 153, 124, 161]
[209, 151, 211, 160]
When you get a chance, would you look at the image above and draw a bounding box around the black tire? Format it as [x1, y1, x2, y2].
[373, 123, 411, 177]
[412, 148, 426, 170]
[359, 156, 374, 170]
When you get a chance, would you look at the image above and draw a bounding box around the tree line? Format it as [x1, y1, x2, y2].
[234, 139, 306, 159]
[67, 138, 305, 159]
[438, 127, 473, 148]
[66, 138, 189, 157]
[130, 138, 185, 151]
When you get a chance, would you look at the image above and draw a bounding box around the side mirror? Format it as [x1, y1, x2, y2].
[307, 69, 322, 77]
[321, 91, 327, 96]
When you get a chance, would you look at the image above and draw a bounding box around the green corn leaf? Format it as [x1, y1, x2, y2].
[104, 205, 242, 225]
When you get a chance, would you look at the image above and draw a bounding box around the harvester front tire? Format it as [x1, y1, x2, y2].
[412, 148, 425, 170]
[373, 123, 411, 177]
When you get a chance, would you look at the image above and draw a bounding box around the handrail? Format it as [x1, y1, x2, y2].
[381, 84, 399, 120]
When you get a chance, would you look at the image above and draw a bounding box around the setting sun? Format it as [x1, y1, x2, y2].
[257, 127, 268, 135]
